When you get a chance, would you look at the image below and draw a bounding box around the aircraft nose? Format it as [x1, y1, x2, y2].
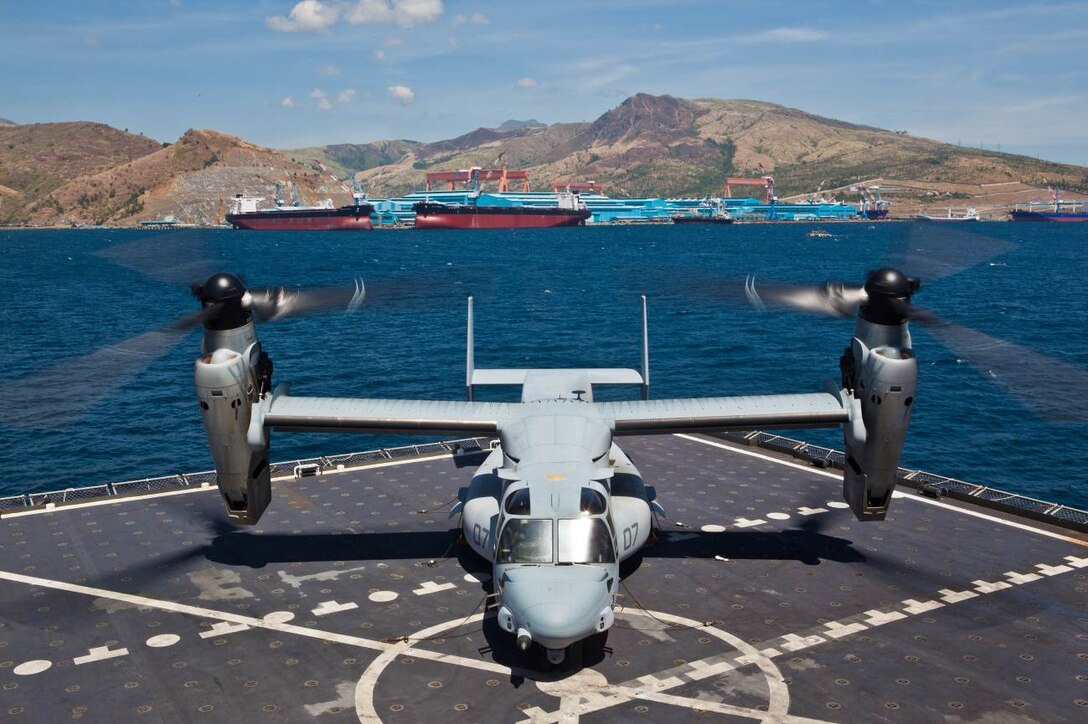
[500, 567, 613, 648]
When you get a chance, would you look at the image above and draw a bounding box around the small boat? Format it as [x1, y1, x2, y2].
[671, 198, 734, 224]
[671, 213, 734, 224]
[915, 208, 979, 222]
[807, 229, 832, 238]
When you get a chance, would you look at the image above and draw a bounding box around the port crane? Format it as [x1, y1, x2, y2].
[852, 184, 892, 219]
[424, 152, 531, 192]
[724, 175, 777, 219]
[723, 175, 775, 202]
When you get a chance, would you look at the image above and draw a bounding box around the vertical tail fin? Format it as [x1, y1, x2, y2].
[641, 294, 650, 400]
[466, 296, 475, 401]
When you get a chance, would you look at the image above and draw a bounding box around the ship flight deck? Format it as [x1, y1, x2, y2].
[1, 433, 1086, 722]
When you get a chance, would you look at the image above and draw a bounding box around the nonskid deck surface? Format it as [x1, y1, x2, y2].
[1, 434, 1085, 722]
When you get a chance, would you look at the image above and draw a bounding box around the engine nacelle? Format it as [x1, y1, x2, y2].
[196, 321, 272, 525]
[841, 318, 918, 521]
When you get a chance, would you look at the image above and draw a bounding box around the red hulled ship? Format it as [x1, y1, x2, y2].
[414, 159, 591, 229]
[226, 194, 374, 231]
[413, 201, 590, 229]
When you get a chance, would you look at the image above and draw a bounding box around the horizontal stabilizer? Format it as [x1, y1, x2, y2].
[471, 368, 644, 387]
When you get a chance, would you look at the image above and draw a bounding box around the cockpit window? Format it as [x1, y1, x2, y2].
[558, 518, 616, 564]
[496, 519, 553, 564]
[504, 488, 531, 516]
[579, 487, 606, 515]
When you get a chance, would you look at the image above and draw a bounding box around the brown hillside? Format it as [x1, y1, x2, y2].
[25, 129, 354, 226]
[7, 96, 1088, 225]
[0, 122, 161, 222]
[355, 95, 1088, 210]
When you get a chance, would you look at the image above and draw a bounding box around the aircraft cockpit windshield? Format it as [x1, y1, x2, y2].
[496, 519, 553, 564]
[580, 487, 606, 515]
[504, 488, 531, 515]
[558, 517, 615, 564]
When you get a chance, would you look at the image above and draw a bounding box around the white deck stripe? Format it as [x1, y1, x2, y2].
[674, 433, 1088, 547]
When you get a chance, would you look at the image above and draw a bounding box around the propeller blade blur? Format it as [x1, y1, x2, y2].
[913, 310, 1088, 422]
[94, 231, 218, 288]
[890, 224, 1015, 283]
[0, 305, 217, 429]
[745, 278, 867, 318]
[246, 279, 365, 321]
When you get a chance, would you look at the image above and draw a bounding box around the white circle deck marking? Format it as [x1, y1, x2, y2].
[536, 667, 610, 698]
[827, 501, 850, 509]
[701, 524, 727, 533]
[767, 512, 791, 520]
[368, 590, 398, 603]
[14, 660, 52, 675]
[463, 572, 491, 584]
[263, 611, 295, 624]
[146, 634, 180, 648]
[354, 608, 793, 721]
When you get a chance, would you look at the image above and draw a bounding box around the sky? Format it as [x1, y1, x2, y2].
[2, 1, 1087, 165]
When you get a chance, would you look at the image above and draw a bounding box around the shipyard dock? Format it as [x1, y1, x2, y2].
[1, 433, 1086, 722]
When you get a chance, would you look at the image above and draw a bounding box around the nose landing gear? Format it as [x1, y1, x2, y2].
[545, 647, 566, 665]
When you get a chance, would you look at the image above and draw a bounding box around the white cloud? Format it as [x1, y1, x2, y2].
[374, 49, 386, 60]
[384, 36, 403, 46]
[453, 12, 489, 27]
[338, 88, 357, 104]
[316, 64, 340, 76]
[267, 0, 340, 32]
[746, 27, 828, 43]
[84, 35, 102, 49]
[281, 96, 295, 107]
[311, 88, 333, 110]
[517, 77, 538, 89]
[387, 84, 415, 105]
[346, 0, 443, 28]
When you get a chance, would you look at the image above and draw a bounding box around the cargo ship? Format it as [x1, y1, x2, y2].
[413, 192, 590, 229]
[1010, 188, 1088, 222]
[225, 193, 374, 231]
[915, 207, 980, 222]
[1010, 208, 1088, 221]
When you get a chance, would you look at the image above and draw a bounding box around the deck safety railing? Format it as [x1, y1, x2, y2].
[716, 430, 1088, 533]
[0, 437, 493, 514]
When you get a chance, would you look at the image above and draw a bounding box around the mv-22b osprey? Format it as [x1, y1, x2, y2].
[193, 269, 917, 665]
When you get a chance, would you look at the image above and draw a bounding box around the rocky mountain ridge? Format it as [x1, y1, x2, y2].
[3, 95, 1086, 226]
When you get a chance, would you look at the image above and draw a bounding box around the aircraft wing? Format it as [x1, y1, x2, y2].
[263, 394, 515, 436]
[596, 392, 848, 435]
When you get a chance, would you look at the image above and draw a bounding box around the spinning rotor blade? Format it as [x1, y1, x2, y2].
[94, 231, 218, 288]
[744, 278, 867, 318]
[910, 309, 1088, 423]
[0, 304, 220, 429]
[245, 280, 365, 321]
[888, 224, 1016, 284]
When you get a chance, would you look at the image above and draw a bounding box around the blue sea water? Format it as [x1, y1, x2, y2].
[1, 223, 1086, 509]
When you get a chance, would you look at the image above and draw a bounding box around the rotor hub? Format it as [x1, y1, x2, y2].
[860, 268, 919, 325]
[195, 273, 251, 330]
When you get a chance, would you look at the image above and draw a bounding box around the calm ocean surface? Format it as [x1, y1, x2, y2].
[1, 223, 1086, 509]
